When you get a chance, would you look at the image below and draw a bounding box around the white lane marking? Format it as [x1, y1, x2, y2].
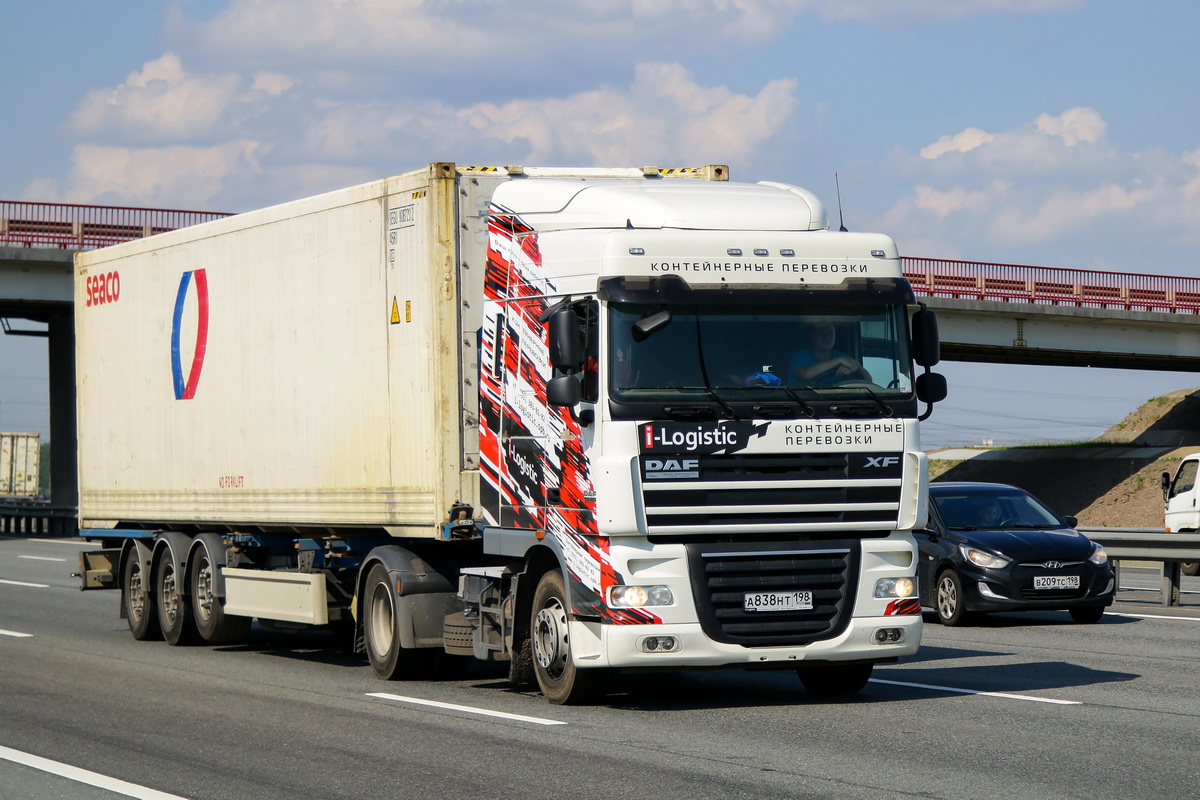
[18, 555, 66, 562]
[25, 539, 101, 546]
[870, 678, 1081, 705]
[367, 692, 568, 725]
[1109, 611, 1200, 622]
[0, 744, 188, 799]
[0, 629, 34, 638]
[0, 579, 50, 588]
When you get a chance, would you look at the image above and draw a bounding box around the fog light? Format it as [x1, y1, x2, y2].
[873, 627, 906, 644]
[638, 635, 681, 653]
[874, 577, 916, 598]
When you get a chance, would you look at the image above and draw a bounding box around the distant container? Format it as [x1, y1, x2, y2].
[0, 432, 41, 497]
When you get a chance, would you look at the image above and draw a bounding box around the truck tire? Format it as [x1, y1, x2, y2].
[531, 569, 610, 705]
[797, 662, 873, 696]
[189, 547, 251, 645]
[121, 550, 161, 641]
[363, 563, 436, 680]
[155, 552, 199, 646]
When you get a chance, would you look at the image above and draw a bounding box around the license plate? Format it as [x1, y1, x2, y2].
[743, 590, 813, 612]
[1033, 575, 1080, 590]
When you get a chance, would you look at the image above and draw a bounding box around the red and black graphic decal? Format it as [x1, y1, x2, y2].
[884, 598, 921, 616]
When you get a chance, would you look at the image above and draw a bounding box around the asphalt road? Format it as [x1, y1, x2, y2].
[2, 536, 1199, 800]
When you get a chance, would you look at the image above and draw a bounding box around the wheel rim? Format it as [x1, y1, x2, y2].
[160, 564, 181, 625]
[937, 575, 958, 620]
[368, 582, 395, 658]
[533, 598, 569, 680]
[194, 556, 215, 623]
[128, 563, 146, 622]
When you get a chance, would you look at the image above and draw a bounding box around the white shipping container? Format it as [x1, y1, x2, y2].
[74, 164, 476, 536]
[0, 432, 40, 497]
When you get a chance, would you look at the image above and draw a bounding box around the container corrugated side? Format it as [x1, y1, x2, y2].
[74, 165, 468, 535]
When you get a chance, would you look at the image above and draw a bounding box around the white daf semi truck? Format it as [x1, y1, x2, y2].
[74, 162, 946, 704]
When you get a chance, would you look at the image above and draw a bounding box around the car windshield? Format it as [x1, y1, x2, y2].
[608, 302, 914, 402]
[932, 488, 1064, 530]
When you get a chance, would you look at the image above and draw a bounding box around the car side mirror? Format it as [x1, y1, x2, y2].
[1062, 515, 1078, 528]
[1162, 471, 1172, 501]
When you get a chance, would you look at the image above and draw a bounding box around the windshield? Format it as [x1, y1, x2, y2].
[609, 303, 913, 403]
[932, 488, 1064, 530]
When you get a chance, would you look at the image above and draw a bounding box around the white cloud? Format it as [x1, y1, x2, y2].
[59, 142, 262, 208]
[1035, 107, 1106, 146]
[880, 108, 1200, 268]
[70, 53, 244, 142]
[817, 0, 1083, 24]
[921, 128, 996, 159]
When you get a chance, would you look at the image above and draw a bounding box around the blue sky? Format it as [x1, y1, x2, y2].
[2, 0, 1199, 447]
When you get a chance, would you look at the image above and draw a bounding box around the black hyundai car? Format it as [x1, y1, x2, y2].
[915, 482, 1115, 625]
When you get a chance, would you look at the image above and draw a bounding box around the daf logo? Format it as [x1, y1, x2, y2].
[644, 458, 700, 480]
[1044, 561, 1063, 570]
[865, 456, 900, 468]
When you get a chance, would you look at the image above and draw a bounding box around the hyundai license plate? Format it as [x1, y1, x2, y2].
[743, 590, 813, 612]
[1033, 575, 1080, 590]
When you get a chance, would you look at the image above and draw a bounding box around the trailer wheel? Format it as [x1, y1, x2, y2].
[189, 548, 251, 645]
[363, 564, 435, 680]
[121, 550, 161, 641]
[531, 569, 610, 705]
[156, 553, 198, 646]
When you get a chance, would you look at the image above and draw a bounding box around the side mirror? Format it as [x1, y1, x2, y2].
[547, 375, 582, 407]
[912, 307, 940, 367]
[1062, 515, 1079, 529]
[916, 371, 947, 404]
[548, 307, 582, 369]
[1162, 471, 1171, 501]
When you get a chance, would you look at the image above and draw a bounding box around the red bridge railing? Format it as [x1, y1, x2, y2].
[0, 201, 231, 250]
[903, 256, 1200, 315]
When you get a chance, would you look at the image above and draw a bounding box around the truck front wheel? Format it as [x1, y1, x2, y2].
[363, 564, 435, 680]
[531, 569, 610, 705]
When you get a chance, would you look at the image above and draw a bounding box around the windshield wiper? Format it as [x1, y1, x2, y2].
[692, 316, 735, 419]
[829, 385, 893, 418]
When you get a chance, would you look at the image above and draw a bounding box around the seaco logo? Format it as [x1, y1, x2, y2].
[643, 457, 700, 481]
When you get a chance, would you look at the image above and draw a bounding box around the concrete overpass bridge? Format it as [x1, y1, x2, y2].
[2, 200, 1199, 529]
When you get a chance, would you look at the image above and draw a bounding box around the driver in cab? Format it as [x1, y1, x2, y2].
[789, 321, 870, 387]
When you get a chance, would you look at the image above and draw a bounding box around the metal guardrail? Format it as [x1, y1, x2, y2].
[903, 256, 1200, 315]
[0, 503, 77, 537]
[1079, 527, 1200, 607]
[0, 201, 231, 250]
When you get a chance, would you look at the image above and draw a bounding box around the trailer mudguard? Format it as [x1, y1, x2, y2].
[359, 544, 465, 649]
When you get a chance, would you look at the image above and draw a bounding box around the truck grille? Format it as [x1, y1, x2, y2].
[686, 541, 859, 647]
[642, 452, 902, 537]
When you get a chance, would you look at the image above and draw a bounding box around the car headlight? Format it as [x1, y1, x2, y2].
[608, 585, 674, 608]
[959, 545, 1011, 569]
[874, 577, 916, 598]
[1088, 543, 1109, 566]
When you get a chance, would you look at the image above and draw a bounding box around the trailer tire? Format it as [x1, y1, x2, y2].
[189, 547, 251, 645]
[156, 552, 199, 646]
[531, 570, 610, 705]
[363, 564, 436, 680]
[121, 550, 161, 641]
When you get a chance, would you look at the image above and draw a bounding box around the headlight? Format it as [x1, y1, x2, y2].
[960, 545, 1011, 569]
[608, 585, 674, 608]
[1088, 543, 1109, 566]
[874, 577, 916, 598]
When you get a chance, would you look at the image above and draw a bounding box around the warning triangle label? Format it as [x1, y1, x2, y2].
[390, 297, 401, 324]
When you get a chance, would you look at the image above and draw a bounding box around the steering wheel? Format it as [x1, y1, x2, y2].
[994, 518, 1017, 528]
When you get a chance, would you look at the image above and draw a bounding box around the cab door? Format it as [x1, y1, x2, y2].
[1165, 458, 1200, 531]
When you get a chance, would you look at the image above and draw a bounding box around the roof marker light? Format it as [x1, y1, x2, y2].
[753, 249, 768, 256]
[629, 247, 645, 255]
[780, 249, 795, 257]
[727, 248, 742, 257]
[871, 250, 886, 258]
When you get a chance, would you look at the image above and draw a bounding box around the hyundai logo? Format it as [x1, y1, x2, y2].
[1044, 561, 1062, 570]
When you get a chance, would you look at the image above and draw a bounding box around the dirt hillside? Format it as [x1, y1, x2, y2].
[930, 388, 1200, 528]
